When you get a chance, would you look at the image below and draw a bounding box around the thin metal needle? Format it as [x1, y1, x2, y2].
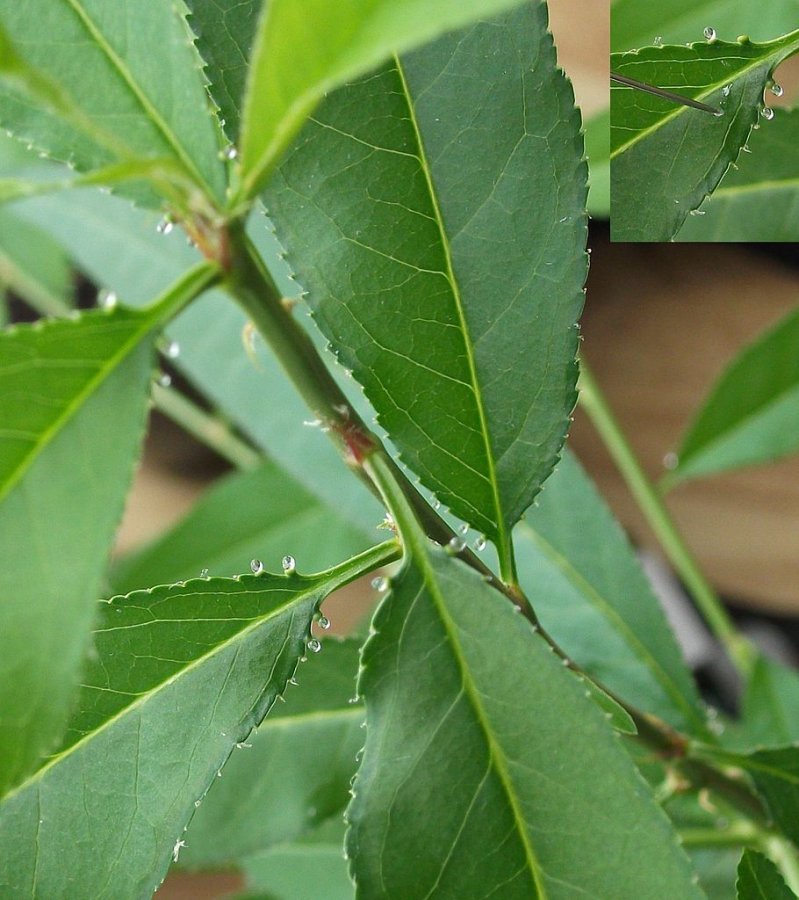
[611, 72, 722, 115]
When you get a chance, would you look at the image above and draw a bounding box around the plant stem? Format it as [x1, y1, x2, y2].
[578, 359, 753, 676]
[678, 821, 760, 848]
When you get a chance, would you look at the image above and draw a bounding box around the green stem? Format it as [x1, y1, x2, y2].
[678, 822, 760, 848]
[578, 359, 753, 676]
[320, 538, 402, 592]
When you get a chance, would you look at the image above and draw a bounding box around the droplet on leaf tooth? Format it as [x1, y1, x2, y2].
[703, 26, 716, 40]
[770, 82, 784, 97]
[761, 106, 774, 120]
[250, 558, 264, 575]
[308, 638, 322, 653]
[371, 576, 388, 593]
[282, 555, 296, 574]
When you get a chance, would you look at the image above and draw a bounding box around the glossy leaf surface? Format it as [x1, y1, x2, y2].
[0, 303, 169, 796]
[348, 544, 704, 897]
[515, 452, 706, 735]
[0, 0, 225, 205]
[0, 548, 385, 898]
[676, 109, 799, 242]
[670, 306, 799, 485]
[267, 5, 587, 575]
[611, 33, 799, 241]
[237, 0, 526, 196]
[112, 460, 374, 593]
[736, 849, 795, 900]
[182, 640, 362, 868]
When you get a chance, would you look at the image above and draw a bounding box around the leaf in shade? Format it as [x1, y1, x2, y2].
[236, 0, 527, 197]
[724, 654, 799, 751]
[266, 4, 587, 578]
[737, 849, 796, 899]
[0, 0, 226, 206]
[586, 107, 610, 217]
[515, 451, 707, 736]
[181, 640, 362, 869]
[0, 546, 387, 898]
[610, 33, 799, 241]
[111, 460, 375, 594]
[347, 542, 704, 896]
[676, 109, 799, 242]
[669, 306, 799, 485]
[0, 267, 213, 798]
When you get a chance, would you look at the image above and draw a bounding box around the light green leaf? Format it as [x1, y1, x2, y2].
[728, 655, 799, 749]
[0, 545, 390, 898]
[515, 451, 707, 735]
[111, 460, 375, 594]
[348, 460, 704, 897]
[241, 818, 354, 900]
[237, 0, 527, 197]
[737, 849, 796, 900]
[610, 33, 799, 241]
[0, 208, 73, 316]
[612, 0, 799, 52]
[0, 263, 216, 798]
[0, 0, 226, 207]
[676, 109, 799, 242]
[690, 848, 741, 900]
[266, 4, 587, 579]
[586, 107, 610, 217]
[668, 305, 799, 485]
[182, 639, 362, 868]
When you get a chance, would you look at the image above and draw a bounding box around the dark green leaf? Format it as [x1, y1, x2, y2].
[0, 546, 388, 897]
[670, 306, 799, 485]
[266, 5, 587, 578]
[515, 451, 707, 735]
[737, 849, 796, 899]
[0, 0, 226, 206]
[0, 264, 216, 797]
[182, 640, 362, 868]
[237, 0, 527, 196]
[610, 33, 799, 241]
[676, 109, 799, 242]
[111, 460, 375, 594]
[348, 545, 704, 896]
[730, 655, 799, 749]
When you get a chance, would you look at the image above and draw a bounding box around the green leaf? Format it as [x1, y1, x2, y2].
[737, 849, 796, 899]
[690, 848, 741, 900]
[0, 208, 74, 316]
[266, 4, 587, 578]
[348, 463, 704, 897]
[676, 109, 799, 242]
[612, 0, 799, 52]
[515, 451, 707, 735]
[242, 818, 354, 900]
[0, 545, 390, 897]
[182, 639, 362, 868]
[668, 305, 799, 485]
[237, 0, 528, 197]
[111, 460, 375, 594]
[0, 0, 226, 207]
[729, 655, 799, 749]
[0, 264, 216, 797]
[610, 33, 799, 241]
[586, 108, 610, 217]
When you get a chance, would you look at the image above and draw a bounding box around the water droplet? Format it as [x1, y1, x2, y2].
[235, 741, 252, 749]
[770, 82, 784, 97]
[156, 217, 174, 236]
[220, 145, 238, 161]
[348, 695, 359, 704]
[722, 84, 731, 97]
[172, 839, 186, 862]
[433, 498, 441, 510]
[200, 568, 209, 579]
[308, 638, 322, 653]
[663, 451, 679, 470]
[158, 373, 172, 388]
[303, 418, 322, 428]
[194, 799, 202, 808]
[473, 535, 487, 552]
[689, 209, 706, 216]
[446, 536, 466, 554]
[371, 576, 388, 593]
[653, 36, 663, 47]
[282, 555, 296, 574]
[98, 290, 118, 311]
[761, 106, 774, 120]
[164, 340, 180, 359]
[742, 144, 752, 153]
[250, 558, 264, 575]
[318, 615, 331, 630]
[458, 522, 469, 535]
[703, 26, 716, 40]
[713, 109, 724, 118]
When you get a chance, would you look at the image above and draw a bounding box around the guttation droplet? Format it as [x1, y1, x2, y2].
[371, 576, 389, 593]
[761, 106, 775, 120]
[318, 615, 331, 630]
[703, 26, 716, 40]
[158, 373, 172, 388]
[250, 558, 264, 575]
[308, 638, 322, 653]
[689, 210, 706, 217]
[220, 145, 238, 161]
[473, 535, 487, 552]
[458, 522, 469, 535]
[770, 83, 784, 97]
[200, 568, 209, 579]
[722, 84, 731, 97]
[164, 340, 180, 359]
[447, 536, 466, 553]
[663, 451, 679, 470]
[653, 36, 663, 47]
[99, 290, 118, 311]
[282, 555, 296, 574]
[156, 217, 174, 236]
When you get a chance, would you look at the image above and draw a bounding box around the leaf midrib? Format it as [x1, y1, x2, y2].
[517, 522, 706, 733]
[610, 34, 799, 159]
[393, 55, 510, 572]
[63, 0, 216, 196]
